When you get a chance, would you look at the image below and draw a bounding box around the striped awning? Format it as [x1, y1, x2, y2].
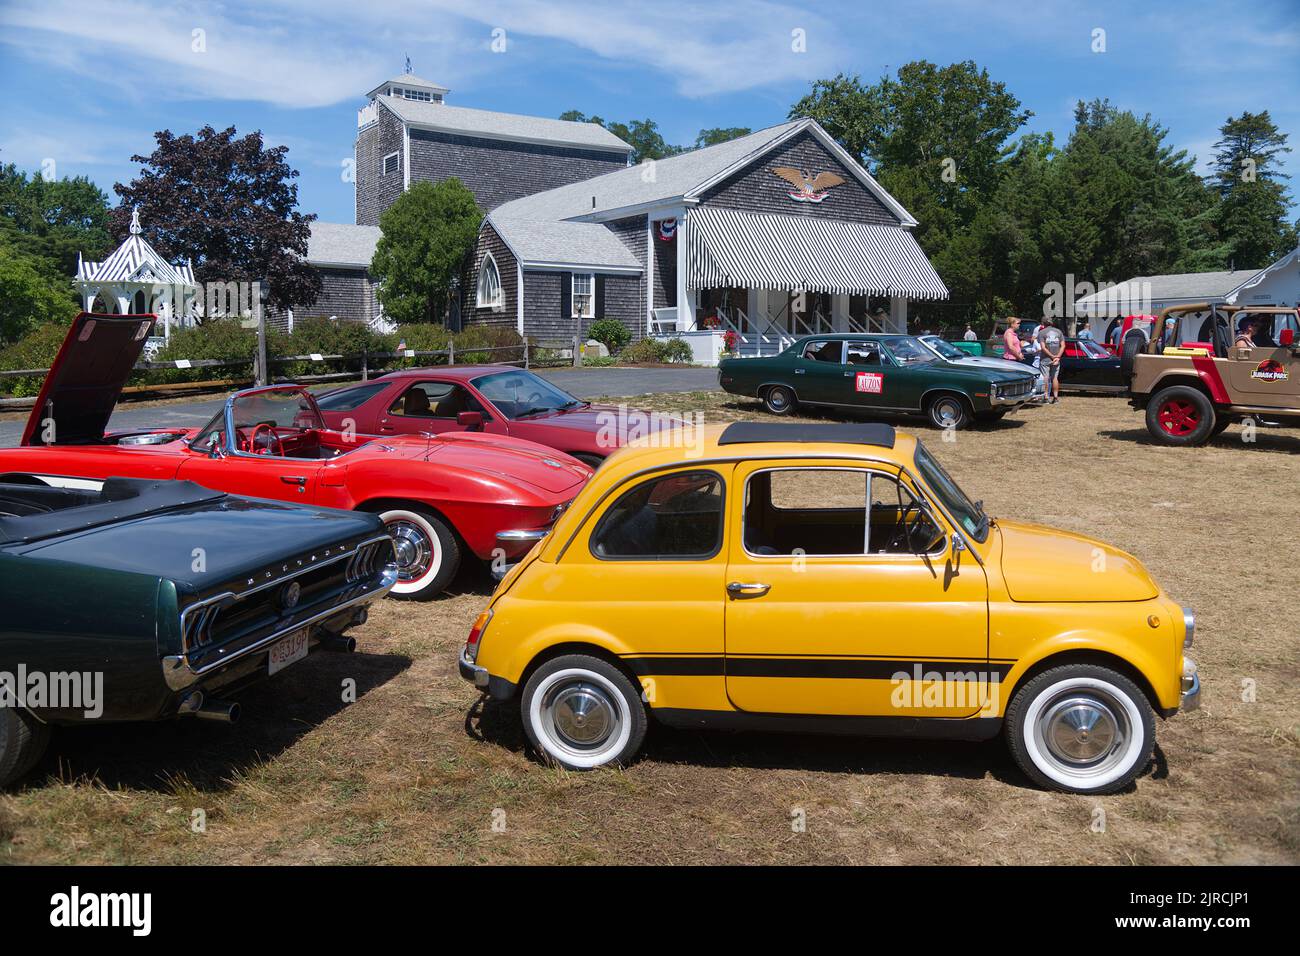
[686, 207, 949, 300]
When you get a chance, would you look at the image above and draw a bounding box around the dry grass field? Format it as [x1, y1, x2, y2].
[2, 391, 1297, 865]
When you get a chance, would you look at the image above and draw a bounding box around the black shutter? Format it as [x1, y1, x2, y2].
[560, 271, 572, 323]
[595, 275, 606, 319]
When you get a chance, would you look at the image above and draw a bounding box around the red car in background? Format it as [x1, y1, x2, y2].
[316, 366, 675, 468]
[0, 314, 591, 599]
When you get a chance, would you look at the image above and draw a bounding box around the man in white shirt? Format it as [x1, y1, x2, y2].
[963, 324, 977, 341]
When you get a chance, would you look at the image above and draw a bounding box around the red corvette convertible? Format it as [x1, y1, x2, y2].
[0, 314, 592, 598]
[316, 366, 677, 467]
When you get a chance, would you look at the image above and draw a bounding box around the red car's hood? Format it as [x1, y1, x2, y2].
[21, 313, 156, 446]
[423, 432, 591, 493]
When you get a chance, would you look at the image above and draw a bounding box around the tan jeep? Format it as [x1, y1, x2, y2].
[1128, 303, 1300, 446]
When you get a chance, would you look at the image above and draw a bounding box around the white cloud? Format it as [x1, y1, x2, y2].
[0, 0, 847, 107]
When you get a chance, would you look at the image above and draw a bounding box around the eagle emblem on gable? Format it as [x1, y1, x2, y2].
[771, 167, 846, 203]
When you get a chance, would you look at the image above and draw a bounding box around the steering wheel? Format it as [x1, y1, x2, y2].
[248, 423, 285, 457]
[886, 500, 919, 553]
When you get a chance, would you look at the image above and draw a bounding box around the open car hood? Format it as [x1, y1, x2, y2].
[21, 313, 155, 446]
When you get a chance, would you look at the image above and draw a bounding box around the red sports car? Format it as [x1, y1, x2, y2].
[316, 365, 676, 467]
[0, 314, 592, 599]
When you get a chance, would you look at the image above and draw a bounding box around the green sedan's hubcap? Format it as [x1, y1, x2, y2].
[934, 399, 962, 426]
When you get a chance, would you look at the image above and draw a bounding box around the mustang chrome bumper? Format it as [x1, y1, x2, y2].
[162, 564, 398, 691]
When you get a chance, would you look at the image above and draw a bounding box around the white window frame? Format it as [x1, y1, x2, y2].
[572, 273, 595, 319]
[382, 151, 399, 177]
[476, 253, 504, 311]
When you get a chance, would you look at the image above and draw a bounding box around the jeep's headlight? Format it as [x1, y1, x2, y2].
[1181, 606, 1195, 648]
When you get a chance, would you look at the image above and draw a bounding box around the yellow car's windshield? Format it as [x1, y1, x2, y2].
[914, 441, 989, 542]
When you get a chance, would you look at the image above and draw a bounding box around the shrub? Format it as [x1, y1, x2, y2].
[660, 337, 695, 364]
[276, 315, 384, 378]
[619, 337, 665, 364]
[586, 318, 631, 354]
[0, 323, 70, 397]
[149, 319, 261, 385]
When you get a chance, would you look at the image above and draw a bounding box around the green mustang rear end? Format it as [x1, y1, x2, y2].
[718, 333, 1037, 429]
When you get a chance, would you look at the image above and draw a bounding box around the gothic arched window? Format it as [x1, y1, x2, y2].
[476, 253, 503, 311]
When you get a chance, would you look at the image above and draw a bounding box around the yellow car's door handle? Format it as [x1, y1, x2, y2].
[727, 581, 771, 597]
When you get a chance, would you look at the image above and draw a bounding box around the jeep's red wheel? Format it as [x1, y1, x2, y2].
[1158, 399, 1199, 435]
[1145, 385, 1215, 446]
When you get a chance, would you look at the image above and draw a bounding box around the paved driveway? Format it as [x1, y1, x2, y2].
[0, 366, 719, 447]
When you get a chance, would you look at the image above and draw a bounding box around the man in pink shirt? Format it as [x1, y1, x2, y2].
[1003, 317, 1025, 360]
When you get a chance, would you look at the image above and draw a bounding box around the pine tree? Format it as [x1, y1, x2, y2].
[1207, 111, 1297, 268]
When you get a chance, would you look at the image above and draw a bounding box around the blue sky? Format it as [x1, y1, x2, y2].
[2, 0, 1297, 226]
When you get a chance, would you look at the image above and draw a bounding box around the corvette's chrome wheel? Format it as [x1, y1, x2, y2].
[376, 508, 457, 598]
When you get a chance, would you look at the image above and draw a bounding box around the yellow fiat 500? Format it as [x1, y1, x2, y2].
[459, 422, 1199, 794]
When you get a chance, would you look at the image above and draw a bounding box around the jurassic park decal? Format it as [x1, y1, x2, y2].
[1251, 359, 1289, 383]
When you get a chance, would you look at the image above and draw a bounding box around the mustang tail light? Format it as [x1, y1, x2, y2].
[465, 609, 493, 663]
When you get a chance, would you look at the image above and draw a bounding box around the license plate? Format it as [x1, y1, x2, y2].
[268, 630, 310, 675]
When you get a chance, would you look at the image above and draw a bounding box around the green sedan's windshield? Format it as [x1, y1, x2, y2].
[881, 336, 937, 367]
[914, 441, 989, 543]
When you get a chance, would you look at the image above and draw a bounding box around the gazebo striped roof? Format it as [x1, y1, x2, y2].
[77, 212, 195, 287]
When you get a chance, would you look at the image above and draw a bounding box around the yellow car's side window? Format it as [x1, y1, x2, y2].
[589, 469, 725, 560]
[742, 466, 945, 558]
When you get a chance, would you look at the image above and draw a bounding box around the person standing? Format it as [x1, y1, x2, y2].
[1003, 317, 1025, 362]
[1036, 317, 1065, 403]
[963, 324, 978, 341]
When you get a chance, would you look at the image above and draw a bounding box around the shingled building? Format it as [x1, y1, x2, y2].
[299, 71, 948, 358]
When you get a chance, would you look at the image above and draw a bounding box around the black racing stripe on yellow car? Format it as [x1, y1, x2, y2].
[621, 656, 1016, 680]
[622, 656, 726, 676]
[726, 658, 1016, 680]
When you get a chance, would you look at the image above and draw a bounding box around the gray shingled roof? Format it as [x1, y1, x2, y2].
[307, 222, 381, 268]
[491, 121, 806, 223]
[491, 219, 642, 270]
[370, 73, 448, 95]
[1075, 269, 1257, 310]
[380, 95, 633, 153]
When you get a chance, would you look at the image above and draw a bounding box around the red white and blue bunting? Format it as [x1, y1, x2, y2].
[657, 218, 677, 242]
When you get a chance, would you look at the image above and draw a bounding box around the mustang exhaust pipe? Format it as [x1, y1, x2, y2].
[195, 699, 240, 724]
[317, 633, 357, 653]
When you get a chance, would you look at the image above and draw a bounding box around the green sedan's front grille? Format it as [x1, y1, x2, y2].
[997, 379, 1034, 399]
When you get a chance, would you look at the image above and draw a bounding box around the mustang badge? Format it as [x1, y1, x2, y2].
[772, 167, 846, 203]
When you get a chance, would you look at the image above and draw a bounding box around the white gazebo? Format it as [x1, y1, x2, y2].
[75, 208, 199, 342]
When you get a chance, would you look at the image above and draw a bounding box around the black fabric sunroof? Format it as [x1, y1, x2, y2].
[718, 422, 896, 448]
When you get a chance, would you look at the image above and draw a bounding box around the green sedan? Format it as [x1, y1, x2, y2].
[717, 333, 1038, 429]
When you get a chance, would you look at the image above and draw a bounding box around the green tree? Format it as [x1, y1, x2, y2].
[791, 62, 1031, 322]
[371, 179, 482, 326]
[0, 238, 78, 343]
[1207, 111, 1296, 268]
[0, 163, 113, 279]
[559, 112, 682, 163]
[695, 127, 751, 148]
